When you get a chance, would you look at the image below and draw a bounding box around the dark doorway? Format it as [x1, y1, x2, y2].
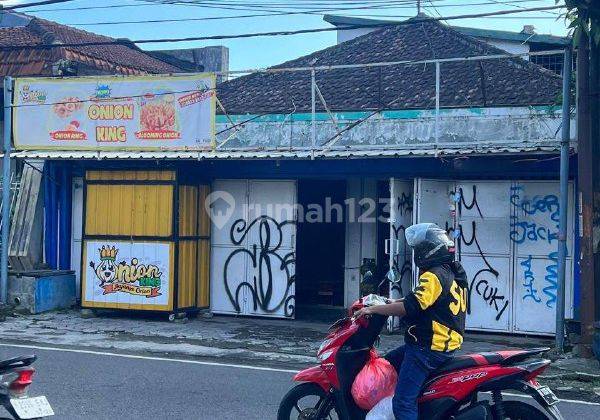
[295, 179, 346, 319]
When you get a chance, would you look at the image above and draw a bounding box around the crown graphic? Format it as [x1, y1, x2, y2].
[99, 245, 118, 261]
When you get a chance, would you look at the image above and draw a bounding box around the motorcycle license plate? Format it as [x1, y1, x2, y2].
[534, 386, 559, 406]
[10, 396, 54, 419]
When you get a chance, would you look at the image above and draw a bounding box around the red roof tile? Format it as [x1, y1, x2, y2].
[0, 14, 181, 76]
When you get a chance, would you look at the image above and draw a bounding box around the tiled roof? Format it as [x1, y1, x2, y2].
[217, 18, 562, 114]
[0, 14, 181, 76]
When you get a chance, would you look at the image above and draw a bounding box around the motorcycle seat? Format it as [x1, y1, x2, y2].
[432, 352, 503, 375]
[0, 355, 36, 372]
[431, 348, 549, 375]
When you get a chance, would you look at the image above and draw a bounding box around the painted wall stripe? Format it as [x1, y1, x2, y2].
[0, 343, 297, 374]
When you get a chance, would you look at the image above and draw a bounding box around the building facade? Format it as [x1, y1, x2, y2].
[5, 16, 577, 336]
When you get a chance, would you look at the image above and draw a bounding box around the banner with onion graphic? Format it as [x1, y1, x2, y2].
[82, 241, 173, 310]
[13, 74, 215, 150]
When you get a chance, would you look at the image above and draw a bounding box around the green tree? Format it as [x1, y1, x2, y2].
[560, 0, 600, 45]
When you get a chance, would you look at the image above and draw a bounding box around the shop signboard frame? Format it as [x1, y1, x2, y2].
[81, 240, 175, 311]
[12, 74, 216, 151]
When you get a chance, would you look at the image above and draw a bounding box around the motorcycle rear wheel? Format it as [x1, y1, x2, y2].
[277, 383, 340, 420]
[500, 400, 554, 419]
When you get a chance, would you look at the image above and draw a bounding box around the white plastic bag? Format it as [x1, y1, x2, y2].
[366, 396, 394, 420]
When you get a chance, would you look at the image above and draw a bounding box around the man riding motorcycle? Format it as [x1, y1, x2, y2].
[354, 223, 469, 420]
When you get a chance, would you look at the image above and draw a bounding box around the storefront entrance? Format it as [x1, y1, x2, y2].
[210, 179, 297, 318]
[295, 180, 346, 320]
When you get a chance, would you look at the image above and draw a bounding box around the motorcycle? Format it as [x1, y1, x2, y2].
[0, 355, 54, 419]
[277, 294, 563, 419]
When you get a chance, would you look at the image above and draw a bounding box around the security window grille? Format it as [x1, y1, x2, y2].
[531, 53, 564, 75]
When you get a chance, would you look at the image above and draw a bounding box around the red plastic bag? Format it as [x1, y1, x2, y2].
[351, 350, 398, 410]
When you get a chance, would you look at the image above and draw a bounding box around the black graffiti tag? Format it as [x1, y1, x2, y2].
[224, 215, 296, 317]
[468, 269, 509, 321]
[457, 185, 483, 218]
[397, 193, 413, 216]
[390, 222, 413, 297]
[458, 221, 499, 277]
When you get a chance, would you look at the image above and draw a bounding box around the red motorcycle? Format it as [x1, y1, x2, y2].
[277, 296, 563, 420]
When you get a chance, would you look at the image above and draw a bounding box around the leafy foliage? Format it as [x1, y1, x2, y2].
[558, 0, 600, 46]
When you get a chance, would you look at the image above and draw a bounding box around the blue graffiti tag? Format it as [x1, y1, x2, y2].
[509, 221, 558, 244]
[509, 185, 523, 206]
[510, 186, 560, 309]
[520, 255, 541, 303]
[519, 194, 560, 222]
[543, 251, 558, 309]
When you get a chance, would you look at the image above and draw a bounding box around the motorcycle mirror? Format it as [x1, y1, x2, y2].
[386, 268, 397, 282]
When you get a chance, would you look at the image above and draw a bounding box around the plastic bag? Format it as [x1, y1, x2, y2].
[366, 396, 394, 420]
[351, 351, 397, 410]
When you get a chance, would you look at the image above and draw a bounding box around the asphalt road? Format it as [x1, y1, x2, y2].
[0, 344, 598, 420]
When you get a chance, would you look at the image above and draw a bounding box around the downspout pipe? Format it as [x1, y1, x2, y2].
[49, 164, 58, 269]
[556, 47, 572, 351]
[58, 164, 71, 270]
[43, 162, 51, 269]
[1, 77, 12, 304]
[44, 162, 58, 270]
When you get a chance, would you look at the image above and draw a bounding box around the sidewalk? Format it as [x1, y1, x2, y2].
[0, 310, 598, 401]
[0, 310, 550, 363]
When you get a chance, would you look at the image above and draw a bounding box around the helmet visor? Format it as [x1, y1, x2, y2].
[405, 223, 454, 248]
[405, 223, 437, 247]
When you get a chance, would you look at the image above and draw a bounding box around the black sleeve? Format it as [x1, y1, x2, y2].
[403, 293, 421, 318]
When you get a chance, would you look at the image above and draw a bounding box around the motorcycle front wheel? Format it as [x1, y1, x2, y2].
[277, 383, 340, 420]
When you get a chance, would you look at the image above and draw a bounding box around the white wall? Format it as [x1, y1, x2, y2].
[484, 39, 530, 60]
[337, 28, 377, 44]
[414, 178, 575, 336]
[70, 177, 84, 299]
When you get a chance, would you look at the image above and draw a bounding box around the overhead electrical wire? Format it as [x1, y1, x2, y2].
[136, 0, 540, 14]
[136, 0, 420, 17]
[63, 4, 420, 26]
[0, 0, 76, 10]
[56, 0, 557, 26]
[12, 0, 418, 16]
[352, 14, 562, 19]
[486, 0, 560, 16]
[143, 0, 421, 8]
[0, 4, 565, 52]
[22, 0, 548, 13]
[140, 0, 531, 9]
[3, 47, 565, 108]
[7, 87, 216, 109]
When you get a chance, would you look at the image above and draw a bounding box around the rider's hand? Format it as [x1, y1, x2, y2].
[353, 306, 374, 319]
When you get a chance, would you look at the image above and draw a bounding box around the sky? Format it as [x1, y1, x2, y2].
[0, 0, 570, 70]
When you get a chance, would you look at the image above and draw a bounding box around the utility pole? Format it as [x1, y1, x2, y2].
[1, 77, 12, 305]
[590, 18, 600, 325]
[556, 47, 572, 352]
[576, 12, 595, 356]
[417, 0, 421, 15]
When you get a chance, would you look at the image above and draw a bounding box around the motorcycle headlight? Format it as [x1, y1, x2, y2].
[317, 339, 332, 355]
[317, 349, 334, 362]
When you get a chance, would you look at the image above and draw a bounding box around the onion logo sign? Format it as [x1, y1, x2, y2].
[205, 190, 236, 229]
